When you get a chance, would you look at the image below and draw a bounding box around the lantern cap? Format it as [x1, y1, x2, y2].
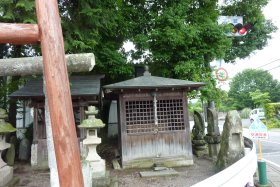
[0, 108, 16, 134]
[78, 106, 105, 129]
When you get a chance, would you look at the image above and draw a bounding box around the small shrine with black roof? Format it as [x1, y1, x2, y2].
[103, 67, 205, 168]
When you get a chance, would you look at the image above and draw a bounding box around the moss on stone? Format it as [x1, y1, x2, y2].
[0, 123, 16, 133]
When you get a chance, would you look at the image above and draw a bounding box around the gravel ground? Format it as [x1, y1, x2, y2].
[12, 155, 216, 187]
[110, 156, 216, 187]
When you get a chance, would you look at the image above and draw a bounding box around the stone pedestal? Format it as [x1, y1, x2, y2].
[208, 143, 220, 158]
[204, 135, 221, 159]
[192, 139, 207, 157]
[83, 130, 106, 178]
[0, 165, 13, 186]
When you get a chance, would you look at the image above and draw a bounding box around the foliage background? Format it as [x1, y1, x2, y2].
[0, 0, 277, 118]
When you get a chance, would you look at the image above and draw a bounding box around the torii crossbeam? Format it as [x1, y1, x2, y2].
[0, 1, 84, 186]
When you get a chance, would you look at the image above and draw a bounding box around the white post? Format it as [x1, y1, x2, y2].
[44, 79, 59, 187]
[245, 147, 254, 187]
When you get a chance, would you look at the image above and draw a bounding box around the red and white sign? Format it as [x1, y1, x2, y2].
[215, 67, 228, 81]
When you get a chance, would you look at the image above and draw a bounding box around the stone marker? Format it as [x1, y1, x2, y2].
[216, 110, 245, 170]
[18, 137, 31, 161]
[192, 111, 207, 157]
[7, 135, 18, 165]
[204, 108, 221, 159]
[5, 143, 15, 166]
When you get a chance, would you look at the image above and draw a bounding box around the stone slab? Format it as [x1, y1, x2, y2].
[112, 159, 121, 170]
[139, 168, 178, 178]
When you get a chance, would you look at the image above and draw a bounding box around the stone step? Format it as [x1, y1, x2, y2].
[139, 168, 178, 178]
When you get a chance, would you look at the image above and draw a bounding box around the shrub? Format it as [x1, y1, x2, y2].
[267, 118, 280, 129]
[264, 103, 280, 119]
[240, 108, 251, 119]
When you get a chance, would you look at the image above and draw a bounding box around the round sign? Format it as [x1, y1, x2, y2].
[215, 68, 228, 81]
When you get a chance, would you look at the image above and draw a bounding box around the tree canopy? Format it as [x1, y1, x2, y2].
[228, 69, 280, 109]
[0, 0, 277, 106]
[249, 89, 271, 108]
[121, 0, 276, 101]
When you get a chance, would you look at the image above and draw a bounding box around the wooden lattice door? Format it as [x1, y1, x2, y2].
[121, 92, 190, 165]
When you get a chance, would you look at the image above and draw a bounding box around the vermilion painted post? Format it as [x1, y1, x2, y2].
[0, 23, 39, 44]
[0, 1, 84, 186]
[35, 0, 84, 186]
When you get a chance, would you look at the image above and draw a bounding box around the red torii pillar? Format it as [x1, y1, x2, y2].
[0, 1, 84, 186]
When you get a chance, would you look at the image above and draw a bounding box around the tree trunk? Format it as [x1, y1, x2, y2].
[0, 53, 95, 76]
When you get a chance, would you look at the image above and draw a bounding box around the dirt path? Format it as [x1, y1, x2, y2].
[13, 156, 216, 187]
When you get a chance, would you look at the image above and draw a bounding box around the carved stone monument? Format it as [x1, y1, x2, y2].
[78, 106, 106, 179]
[216, 110, 245, 170]
[204, 108, 221, 159]
[0, 108, 17, 186]
[192, 111, 207, 157]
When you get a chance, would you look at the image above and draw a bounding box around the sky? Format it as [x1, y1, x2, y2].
[218, 0, 280, 90]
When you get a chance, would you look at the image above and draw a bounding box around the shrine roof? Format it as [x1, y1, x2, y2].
[9, 75, 104, 99]
[103, 72, 205, 91]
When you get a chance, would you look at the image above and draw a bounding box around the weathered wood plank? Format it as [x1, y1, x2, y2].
[36, 0, 84, 186]
[0, 23, 39, 44]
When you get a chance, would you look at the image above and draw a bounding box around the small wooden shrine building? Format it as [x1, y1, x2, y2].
[9, 75, 104, 169]
[103, 69, 205, 168]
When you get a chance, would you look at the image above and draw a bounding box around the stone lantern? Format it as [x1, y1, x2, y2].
[0, 108, 16, 186]
[78, 106, 106, 179]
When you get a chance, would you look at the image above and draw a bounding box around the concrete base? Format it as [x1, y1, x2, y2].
[91, 159, 106, 179]
[31, 141, 49, 170]
[3, 176, 20, 187]
[92, 171, 111, 187]
[0, 165, 13, 187]
[122, 155, 193, 169]
[256, 182, 272, 187]
[208, 143, 220, 158]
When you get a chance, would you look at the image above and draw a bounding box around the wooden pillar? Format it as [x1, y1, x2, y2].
[33, 107, 38, 143]
[35, 0, 83, 186]
[79, 105, 85, 138]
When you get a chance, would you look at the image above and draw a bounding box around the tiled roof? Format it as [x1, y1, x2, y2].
[103, 73, 205, 90]
[10, 75, 104, 99]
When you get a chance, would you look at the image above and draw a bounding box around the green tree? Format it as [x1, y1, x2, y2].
[0, 0, 37, 124]
[228, 69, 280, 109]
[0, 0, 277, 105]
[249, 89, 271, 108]
[122, 0, 276, 102]
[59, 0, 134, 83]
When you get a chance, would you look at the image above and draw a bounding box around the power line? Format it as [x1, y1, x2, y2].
[256, 58, 280, 69]
[266, 65, 280, 72]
